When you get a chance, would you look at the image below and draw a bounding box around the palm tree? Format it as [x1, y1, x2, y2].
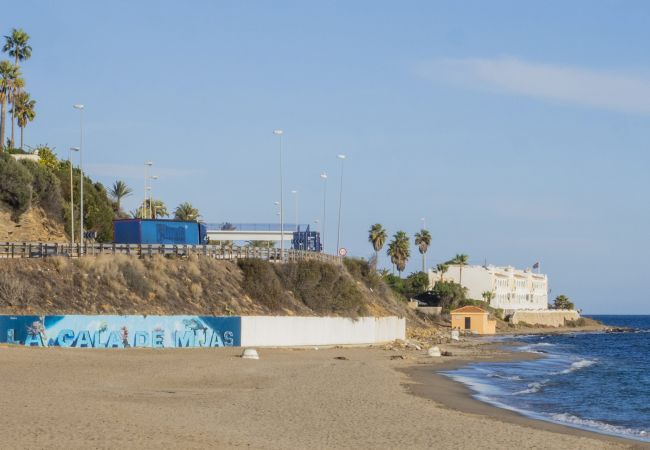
[174, 202, 200, 221]
[12, 91, 35, 149]
[387, 231, 410, 277]
[414, 229, 432, 273]
[451, 253, 469, 285]
[436, 263, 449, 282]
[368, 223, 387, 267]
[109, 180, 133, 212]
[0, 61, 21, 151]
[136, 199, 168, 218]
[3, 29, 31, 148]
[482, 291, 495, 305]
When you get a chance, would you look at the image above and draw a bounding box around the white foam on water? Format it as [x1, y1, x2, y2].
[513, 379, 550, 395]
[487, 372, 522, 381]
[553, 359, 597, 375]
[551, 413, 650, 441]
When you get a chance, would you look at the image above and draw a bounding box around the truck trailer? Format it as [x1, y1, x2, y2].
[113, 219, 208, 245]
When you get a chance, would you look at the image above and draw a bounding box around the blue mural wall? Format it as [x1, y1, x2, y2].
[0, 315, 241, 348]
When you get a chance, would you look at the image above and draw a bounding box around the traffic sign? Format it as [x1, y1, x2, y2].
[338, 247, 347, 257]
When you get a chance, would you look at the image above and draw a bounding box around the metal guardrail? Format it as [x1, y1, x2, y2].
[0, 242, 341, 263]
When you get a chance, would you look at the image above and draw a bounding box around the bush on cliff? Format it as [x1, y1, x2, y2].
[0, 153, 33, 220]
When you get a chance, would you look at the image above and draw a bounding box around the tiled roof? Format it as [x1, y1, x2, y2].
[451, 305, 487, 314]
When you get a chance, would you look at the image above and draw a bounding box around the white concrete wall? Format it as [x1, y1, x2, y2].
[510, 310, 580, 327]
[240, 316, 405, 347]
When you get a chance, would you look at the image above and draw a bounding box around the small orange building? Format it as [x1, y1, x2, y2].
[450, 306, 496, 335]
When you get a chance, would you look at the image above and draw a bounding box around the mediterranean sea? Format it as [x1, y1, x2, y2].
[443, 316, 650, 441]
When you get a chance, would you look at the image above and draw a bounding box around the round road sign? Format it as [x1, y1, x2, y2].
[338, 247, 348, 257]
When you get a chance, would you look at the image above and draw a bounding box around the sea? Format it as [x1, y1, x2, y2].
[442, 315, 650, 442]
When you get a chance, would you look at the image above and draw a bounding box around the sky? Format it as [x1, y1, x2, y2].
[4, 0, 650, 313]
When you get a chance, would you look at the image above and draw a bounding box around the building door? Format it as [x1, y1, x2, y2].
[464, 317, 471, 330]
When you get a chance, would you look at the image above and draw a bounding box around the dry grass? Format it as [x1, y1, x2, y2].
[0, 256, 426, 325]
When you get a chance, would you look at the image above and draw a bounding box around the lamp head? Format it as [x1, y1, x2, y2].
[320, 172, 327, 179]
[273, 129, 283, 135]
[70, 146, 80, 152]
[73, 104, 84, 110]
[337, 154, 346, 160]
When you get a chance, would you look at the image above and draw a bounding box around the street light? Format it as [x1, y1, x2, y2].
[143, 161, 153, 219]
[291, 190, 299, 232]
[273, 129, 284, 260]
[69, 147, 79, 244]
[336, 154, 346, 255]
[73, 104, 84, 250]
[320, 171, 327, 252]
[149, 175, 158, 219]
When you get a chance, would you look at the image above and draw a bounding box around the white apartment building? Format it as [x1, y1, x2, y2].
[429, 264, 548, 311]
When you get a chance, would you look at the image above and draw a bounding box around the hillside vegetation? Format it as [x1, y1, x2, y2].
[0, 256, 424, 323]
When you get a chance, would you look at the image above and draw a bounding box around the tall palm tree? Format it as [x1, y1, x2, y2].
[174, 202, 200, 221]
[12, 91, 35, 149]
[436, 263, 449, 282]
[387, 231, 410, 277]
[368, 223, 387, 267]
[451, 253, 469, 285]
[109, 180, 133, 212]
[0, 61, 21, 151]
[414, 229, 432, 273]
[3, 29, 31, 148]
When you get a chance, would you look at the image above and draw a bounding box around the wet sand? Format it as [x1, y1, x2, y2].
[0, 342, 643, 449]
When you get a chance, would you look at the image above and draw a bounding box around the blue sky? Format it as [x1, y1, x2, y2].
[5, 1, 650, 313]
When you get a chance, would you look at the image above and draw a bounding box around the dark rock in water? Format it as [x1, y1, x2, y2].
[334, 356, 349, 360]
[605, 327, 634, 333]
[441, 351, 453, 357]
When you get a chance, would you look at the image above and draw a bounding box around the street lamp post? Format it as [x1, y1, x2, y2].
[69, 147, 79, 245]
[73, 104, 84, 251]
[336, 154, 346, 255]
[291, 190, 299, 233]
[149, 175, 158, 219]
[143, 161, 153, 219]
[320, 172, 327, 253]
[273, 130, 284, 260]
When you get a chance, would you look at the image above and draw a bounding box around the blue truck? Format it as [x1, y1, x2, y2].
[113, 219, 208, 245]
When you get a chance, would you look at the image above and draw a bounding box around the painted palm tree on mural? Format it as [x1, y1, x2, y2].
[414, 229, 432, 273]
[3, 28, 31, 148]
[368, 223, 387, 268]
[12, 91, 35, 149]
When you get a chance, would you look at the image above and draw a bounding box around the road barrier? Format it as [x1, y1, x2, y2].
[0, 242, 341, 263]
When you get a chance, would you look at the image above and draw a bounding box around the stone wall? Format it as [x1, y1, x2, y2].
[510, 310, 580, 327]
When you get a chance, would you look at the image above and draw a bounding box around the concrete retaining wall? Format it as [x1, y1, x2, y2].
[510, 310, 580, 327]
[240, 316, 405, 347]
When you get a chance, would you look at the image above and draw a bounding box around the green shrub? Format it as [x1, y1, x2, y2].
[0, 153, 33, 221]
[344, 257, 382, 289]
[119, 258, 153, 298]
[277, 260, 366, 316]
[565, 318, 587, 327]
[19, 160, 63, 219]
[237, 259, 286, 310]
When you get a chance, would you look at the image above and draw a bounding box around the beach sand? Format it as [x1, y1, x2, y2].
[0, 342, 644, 449]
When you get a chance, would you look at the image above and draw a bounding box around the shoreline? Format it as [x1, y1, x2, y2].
[401, 339, 647, 448]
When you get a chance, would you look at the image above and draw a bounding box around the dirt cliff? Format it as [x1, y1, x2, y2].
[0, 205, 67, 242]
[0, 256, 426, 325]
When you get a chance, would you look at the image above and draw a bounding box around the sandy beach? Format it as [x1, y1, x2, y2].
[0, 339, 645, 450]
